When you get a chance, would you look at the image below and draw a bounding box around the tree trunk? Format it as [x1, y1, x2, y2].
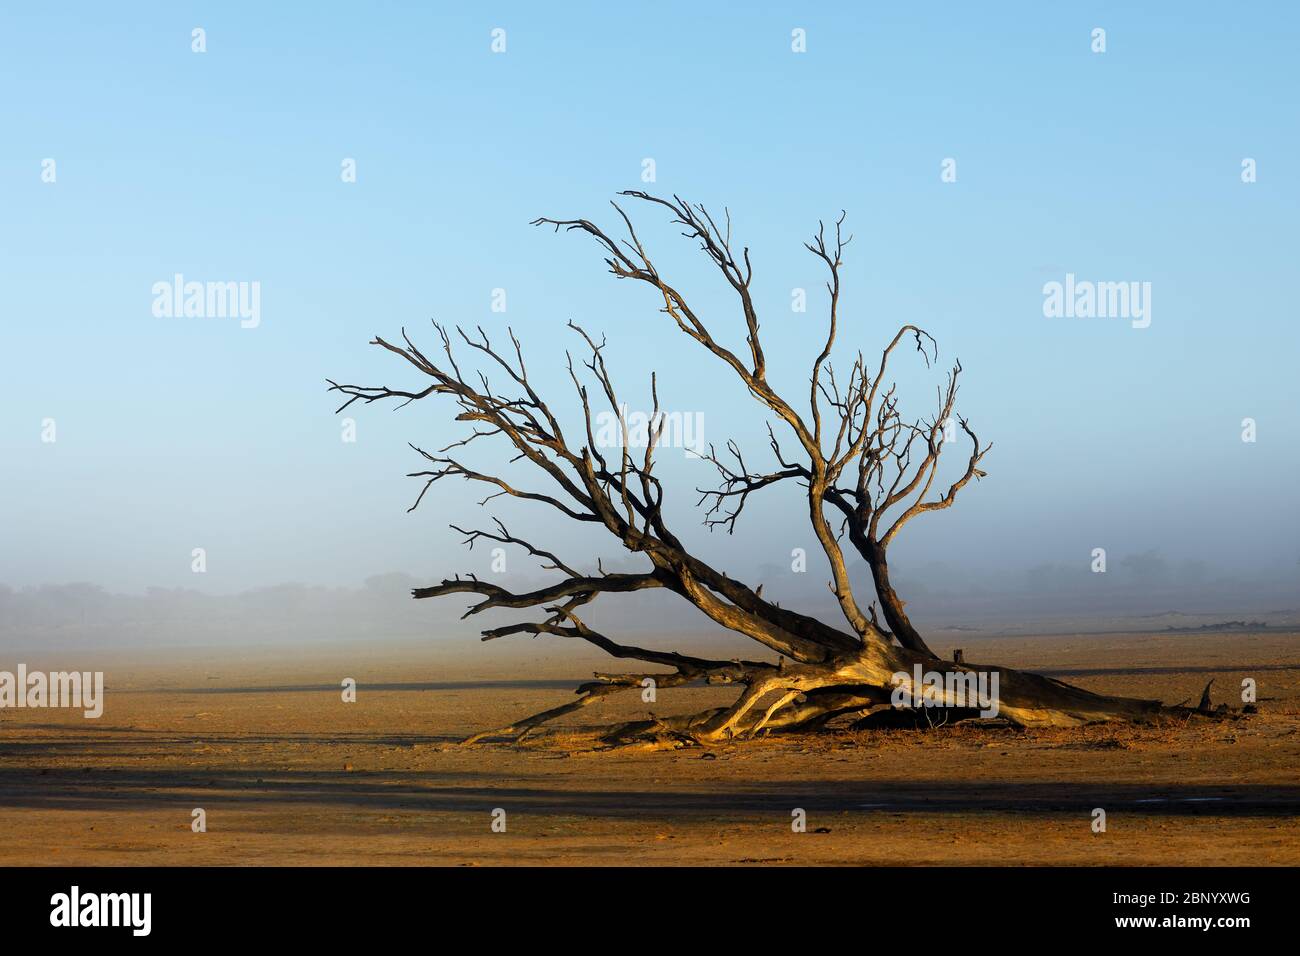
[862, 540, 937, 659]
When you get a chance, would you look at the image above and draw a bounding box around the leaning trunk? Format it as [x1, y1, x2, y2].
[861, 540, 937, 659]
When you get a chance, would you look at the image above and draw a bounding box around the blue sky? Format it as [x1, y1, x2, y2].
[1, 2, 1296, 599]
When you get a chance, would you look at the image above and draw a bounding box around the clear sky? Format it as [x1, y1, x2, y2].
[2, 2, 1297, 602]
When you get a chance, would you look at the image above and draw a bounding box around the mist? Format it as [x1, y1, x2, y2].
[5, 546, 1296, 655]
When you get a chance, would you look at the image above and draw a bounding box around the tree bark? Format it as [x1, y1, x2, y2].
[861, 539, 937, 658]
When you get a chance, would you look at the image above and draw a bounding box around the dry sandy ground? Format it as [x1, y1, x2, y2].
[0, 630, 1297, 866]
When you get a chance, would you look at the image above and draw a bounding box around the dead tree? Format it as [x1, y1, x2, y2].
[329, 191, 1192, 744]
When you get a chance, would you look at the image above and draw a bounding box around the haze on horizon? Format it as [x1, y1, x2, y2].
[2, 5, 1296, 647]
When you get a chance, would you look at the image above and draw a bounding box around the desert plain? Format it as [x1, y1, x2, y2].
[0, 628, 1296, 866]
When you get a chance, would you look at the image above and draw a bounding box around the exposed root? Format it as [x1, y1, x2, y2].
[1198, 679, 1216, 713]
[460, 647, 1242, 746]
[751, 690, 803, 737]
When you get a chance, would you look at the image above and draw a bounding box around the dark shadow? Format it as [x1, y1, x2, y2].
[0, 767, 1296, 819]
